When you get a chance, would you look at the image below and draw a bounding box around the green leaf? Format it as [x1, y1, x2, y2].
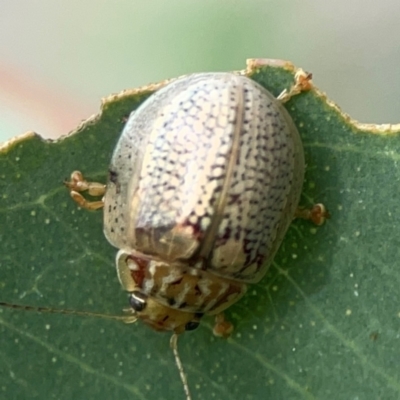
[1, 59, 400, 400]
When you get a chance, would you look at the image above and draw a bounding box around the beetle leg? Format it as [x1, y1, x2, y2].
[67, 191, 103, 210]
[295, 203, 330, 226]
[212, 313, 234, 338]
[65, 170, 106, 210]
[65, 170, 106, 196]
[277, 69, 313, 103]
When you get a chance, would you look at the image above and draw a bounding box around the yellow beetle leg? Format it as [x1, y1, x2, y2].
[69, 190, 104, 210]
[212, 313, 234, 338]
[65, 170, 106, 210]
[295, 203, 330, 226]
[65, 170, 106, 196]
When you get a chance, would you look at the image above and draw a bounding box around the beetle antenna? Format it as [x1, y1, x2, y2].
[170, 333, 191, 400]
[0, 301, 136, 323]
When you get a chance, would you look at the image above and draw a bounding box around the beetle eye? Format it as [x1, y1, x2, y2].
[129, 291, 147, 312]
[185, 321, 200, 331]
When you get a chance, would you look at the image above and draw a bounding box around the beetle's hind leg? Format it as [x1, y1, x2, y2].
[295, 203, 330, 226]
[64, 170, 105, 210]
[277, 69, 313, 103]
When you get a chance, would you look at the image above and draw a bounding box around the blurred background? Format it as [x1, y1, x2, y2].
[1, 0, 399, 143]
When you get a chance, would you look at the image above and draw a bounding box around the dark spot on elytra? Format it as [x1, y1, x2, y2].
[109, 169, 118, 183]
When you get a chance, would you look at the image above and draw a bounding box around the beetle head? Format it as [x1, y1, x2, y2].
[126, 289, 202, 333]
[116, 250, 203, 333]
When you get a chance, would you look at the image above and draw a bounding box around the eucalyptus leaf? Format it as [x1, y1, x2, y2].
[1, 60, 400, 400]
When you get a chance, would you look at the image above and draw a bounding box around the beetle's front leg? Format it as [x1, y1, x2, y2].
[212, 313, 234, 338]
[64, 170, 105, 210]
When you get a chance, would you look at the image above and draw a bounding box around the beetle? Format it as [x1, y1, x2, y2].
[2, 69, 327, 400]
[63, 71, 327, 399]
